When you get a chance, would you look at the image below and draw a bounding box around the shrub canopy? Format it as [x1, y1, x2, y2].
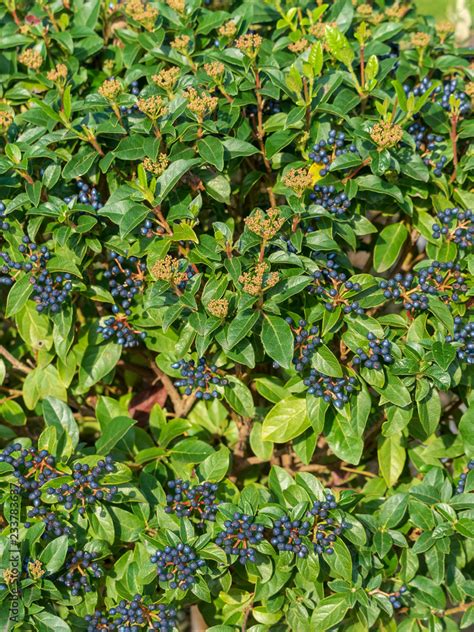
[0, 0, 473, 630]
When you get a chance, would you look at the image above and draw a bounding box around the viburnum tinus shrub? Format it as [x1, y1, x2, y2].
[0, 0, 472, 629]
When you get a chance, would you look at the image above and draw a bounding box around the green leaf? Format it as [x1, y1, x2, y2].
[62, 150, 97, 180]
[77, 343, 122, 393]
[311, 593, 350, 630]
[262, 397, 310, 442]
[39, 535, 69, 572]
[378, 434, 406, 487]
[5, 274, 33, 317]
[261, 315, 293, 369]
[96, 415, 137, 454]
[373, 223, 408, 272]
[198, 136, 224, 171]
[42, 397, 79, 449]
[155, 158, 200, 202]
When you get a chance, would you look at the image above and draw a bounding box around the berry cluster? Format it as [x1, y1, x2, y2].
[271, 516, 310, 558]
[353, 333, 393, 370]
[432, 207, 473, 249]
[172, 357, 228, 399]
[47, 457, 117, 515]
[119, 80, 140, 116]
[309, 267, 364, 314]
[304, 370, 357, 408]
[286, 317, 321, 372]
[64, 180, 103, 211]
[104, 252, 146, 315]
[309, 185, 352, 216]
[215, 513, 265, 564]
[151, 543, 205, 590]
[57, 549, 102, 596]
[439, 79, 471, 116]
[455, 460, 474, 494]
[24, 507, 71, 538]
[379, 263, 467, 312]
[407, 121, 447, 176]
[446, 317, 474, 365]
[97, 315, 146, 348]
[388, 585, 409, 609]
[165, 479, 219, 524]
[1, 239, 73, 313]
[309, 494, 347, 555]
[0, 201, 9, 231]
[85, 596, 178, 631]
[139, 217, 166, 238]
[309, 128, 358, 176]
[0, 445, 60, 498]
[97, 251, 147, 346]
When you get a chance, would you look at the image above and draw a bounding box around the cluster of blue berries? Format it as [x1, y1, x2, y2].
[97, 251, 147, 347]
[172, 357, 228, 399]
[309, 129, 358, 176]
[309, 185, 352, 217]
[1, 239, 73, 312]
[85, 597, 178, 632]
[407, 121, 447, 176]
[432, 207, 473, 249]
[309, 494, 347, 555]
[139, 217, 166, 239]
[309, 268, 364, 314]
[97, 315, 147, 348]
[388, 586, 409, 609]
[151, 543, 206, 590]
[455, 459, 474, 494]
[165, 479, 219, 524]
[439, 79, 471, 116]
[64, 180, 103, 211]
[271, 516, 310, 558]
[215, 513, 265, 564]
[379, 263, 467, 312]
[0, 201, 9, 231]
[304, 370, 357, 408]
[446, 317, 474, 365]
[104, 252, 146, 315]
[286, 317, 321, 372]
[120, 80, 140, 117]
[353, 333, 393, 370]
[47, 457, 117, 516]
[24, 507, 71, 538]
[57, 549, 102, 596]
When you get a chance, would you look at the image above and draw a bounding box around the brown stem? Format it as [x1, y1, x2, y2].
[88, 136, 105, 157]
[342, 157, 371, 184]
[18, 170, 34, 185]
[0, 346, 32, 374]
[153, 205, 173, 235]
[442, 602, 472, 616]
[254, 69, 272, 174]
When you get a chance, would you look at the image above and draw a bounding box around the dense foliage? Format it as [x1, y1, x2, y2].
[0, 0, 472, 630]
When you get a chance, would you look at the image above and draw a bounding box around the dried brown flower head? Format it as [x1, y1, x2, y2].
[171, 34, 191, 52]
[142, 155, 169, 176]
[99, 78, 122, 101]
[47, 63, 68, 83]
[356, 3, 373, 16]
[385, 3, 409, 19]
[185, 88, 218, 119]
[411, 32, 431, 48]
[0, 110, 14, 131]
[3, 568, 18, 585]
[239, 262, 279, 296]
[18, 49, 43, 70]
[235, 33, 262, 56]
[282, 168, 313, 197]
[206, 298, 229, 318]
[137, 95, 167, 119]
[204, 61, 225, 78]
[166, 0, 185, 12]
[245, 208, 285, 240]
[28, 560, 45, 580]
[436, 21, 454, 42]
[152, 67, 180, 93]
[370, 121, 403, 149]
[219, 20, 237, 38]
[152, 255, 187, 285]
[288, 39, 309, 54]
[125, 0, 158, 30]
